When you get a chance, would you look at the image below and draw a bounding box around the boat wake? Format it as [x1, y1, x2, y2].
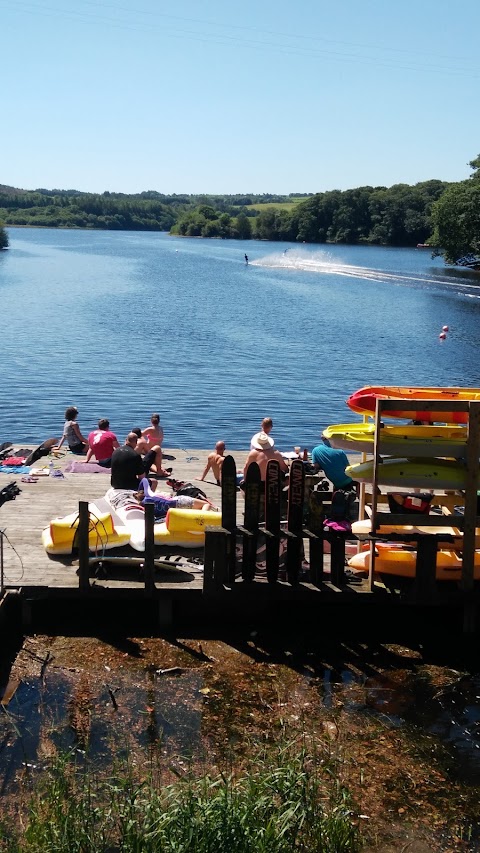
[254, 249, 480, 297]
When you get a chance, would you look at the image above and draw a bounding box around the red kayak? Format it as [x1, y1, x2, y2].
[346, 385, 480, 424]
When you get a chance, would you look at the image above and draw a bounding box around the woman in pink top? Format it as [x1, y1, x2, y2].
[141, 413, 164, 448]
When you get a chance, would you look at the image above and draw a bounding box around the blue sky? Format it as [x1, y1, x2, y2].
[2, 0, 479, 194]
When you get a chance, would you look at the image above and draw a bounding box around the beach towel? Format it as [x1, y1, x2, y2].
[0, 465, 31, 474]
[64, 460, 110, 474]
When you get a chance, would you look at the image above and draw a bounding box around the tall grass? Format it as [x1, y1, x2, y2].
[4, 743, 360, 852]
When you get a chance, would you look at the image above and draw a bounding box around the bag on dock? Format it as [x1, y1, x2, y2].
[324, 488, 358, 531]
[387, 492, 433, 515]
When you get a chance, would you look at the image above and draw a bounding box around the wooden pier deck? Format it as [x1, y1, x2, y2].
[0, 446, 237, 591]
[0, 443, 476, 636]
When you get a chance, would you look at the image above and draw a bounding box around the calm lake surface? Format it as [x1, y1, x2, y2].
[1, 228, 480, 449]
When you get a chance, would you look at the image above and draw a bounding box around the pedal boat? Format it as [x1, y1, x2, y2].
[42, 504, 130, 555]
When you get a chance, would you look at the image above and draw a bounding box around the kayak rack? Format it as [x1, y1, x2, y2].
[367, 398, 480, 631]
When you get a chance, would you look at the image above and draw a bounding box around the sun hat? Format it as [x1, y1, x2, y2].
[252, 431, 274, 450]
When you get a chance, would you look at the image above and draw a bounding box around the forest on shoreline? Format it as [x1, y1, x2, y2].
[1, 154, 479, 263]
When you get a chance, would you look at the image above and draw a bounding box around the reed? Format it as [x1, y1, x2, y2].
[5, 742, 359, 852]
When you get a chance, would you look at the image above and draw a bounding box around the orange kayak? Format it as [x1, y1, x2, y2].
[346, 385, 480, 424]
[349, 543, 480, 581]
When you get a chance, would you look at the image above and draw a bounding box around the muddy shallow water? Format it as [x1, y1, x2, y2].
[1, 633, 480, 851]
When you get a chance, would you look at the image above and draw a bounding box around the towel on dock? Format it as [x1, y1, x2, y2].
[64, 460, 110, 474]
[0, 465, 31, 474]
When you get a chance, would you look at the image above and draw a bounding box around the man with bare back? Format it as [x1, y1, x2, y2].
[199, 441, 226, 485]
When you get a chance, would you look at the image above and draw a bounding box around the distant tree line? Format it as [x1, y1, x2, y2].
[0, 221, 8, 249]
[1, 161, 479, 263]
[171, 181, 447, 246]
[431, 155, 480, 263]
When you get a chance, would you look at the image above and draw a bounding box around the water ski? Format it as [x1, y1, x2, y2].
[221, 454, 237, 584]
[24, 438, 58, 466]
[265, 459, 281, 583]
[77, 555, 204, 573]
[242, 461, 261, 581]
[0, 442, 13, 461]
[286, 458, 305, 584]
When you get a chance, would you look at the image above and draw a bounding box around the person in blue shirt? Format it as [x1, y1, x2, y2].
[311, 438, 357, 491]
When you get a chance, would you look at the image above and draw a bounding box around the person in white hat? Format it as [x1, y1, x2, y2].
[250, 417, 273, 450]
[243, 431, 288, 482]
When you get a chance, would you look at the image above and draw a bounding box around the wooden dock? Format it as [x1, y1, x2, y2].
[0, 441, 478, 634]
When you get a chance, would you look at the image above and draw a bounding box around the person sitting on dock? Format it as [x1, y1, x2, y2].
[141, 413, 164, 448]
[131, 428, 171, 478]
[199, 441, 226, 485]
[85, 418, 119, 467]
[110, 433, 145, 490]
[250, 417, 273, 450]
[55, 406, 88, 454]
[244, 432, 288, 482]
[311, 438, 357, 492]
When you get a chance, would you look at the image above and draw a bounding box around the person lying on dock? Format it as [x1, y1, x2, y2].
[134, 478, 217, 519]
[199, 440, 226, 485]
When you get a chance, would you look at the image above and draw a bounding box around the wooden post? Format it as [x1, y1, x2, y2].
[242, 462, 261, 581]
[306, 490, 329, 586]
[203, 528, 229, 594]
[144, 502, 155, 595]
[286, 459, 305, 585]
[462, 402, 480, 632]
[221, 455, 237, 585]
[77, 501, 90, 592]
[413, 535, 439, 604]
[367, 399, 382, 592]
[265, 459, 281, 583]
[330, 535, 346, 586]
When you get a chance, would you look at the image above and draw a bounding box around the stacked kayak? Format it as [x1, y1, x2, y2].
[348, 543, 480, 581]
[105, 489, 222, 551]
[346, 385, 480, 424]
[323, 422, 467, 457]
[42, 503, 130, 555]
[345, 457, 468, 490]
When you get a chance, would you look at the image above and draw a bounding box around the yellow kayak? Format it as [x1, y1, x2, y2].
[323, 422, 467, 457]
[351, 517, 480, 550]
[346, 385, 480, 424]
[349, 543, 480, 581]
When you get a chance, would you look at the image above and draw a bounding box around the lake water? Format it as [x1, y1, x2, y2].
[1, 228, 480, 449]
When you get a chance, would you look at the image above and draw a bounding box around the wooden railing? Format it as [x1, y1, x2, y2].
[203, 456, 348, 593]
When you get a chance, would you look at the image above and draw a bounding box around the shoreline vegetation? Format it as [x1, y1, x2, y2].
[1, 152, 479, 263]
